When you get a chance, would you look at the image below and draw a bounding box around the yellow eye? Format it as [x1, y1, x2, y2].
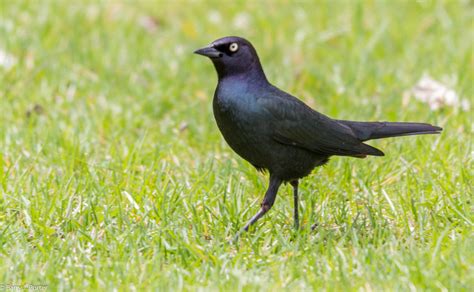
[229, 43, 239, 52]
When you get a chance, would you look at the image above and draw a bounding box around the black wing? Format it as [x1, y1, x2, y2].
[257, 87, 384, 157]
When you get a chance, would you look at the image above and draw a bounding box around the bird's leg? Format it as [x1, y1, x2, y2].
[233, 175, 282, 241]
[290, 180, 299, 230]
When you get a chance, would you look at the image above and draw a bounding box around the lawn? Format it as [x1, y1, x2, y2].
[1, 0, 473, 290]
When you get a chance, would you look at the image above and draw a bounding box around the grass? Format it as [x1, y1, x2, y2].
[1, 0, 473, 290]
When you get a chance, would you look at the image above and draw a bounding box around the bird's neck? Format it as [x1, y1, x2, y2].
[213, 59, 269, 84]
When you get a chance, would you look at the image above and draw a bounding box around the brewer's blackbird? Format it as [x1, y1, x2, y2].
[194, 36, 442, 238]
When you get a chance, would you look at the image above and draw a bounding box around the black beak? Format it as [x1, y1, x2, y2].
[194, 45, 222, 58]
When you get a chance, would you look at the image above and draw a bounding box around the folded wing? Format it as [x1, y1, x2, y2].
[258, 88, 384, 157]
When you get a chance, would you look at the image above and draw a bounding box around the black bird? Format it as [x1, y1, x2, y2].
[194, 36, 442, 238]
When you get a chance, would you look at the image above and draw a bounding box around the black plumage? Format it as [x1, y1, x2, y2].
[194, 36, 442, 238]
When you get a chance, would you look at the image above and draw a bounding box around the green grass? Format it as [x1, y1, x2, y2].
[1, 0, 473, 290]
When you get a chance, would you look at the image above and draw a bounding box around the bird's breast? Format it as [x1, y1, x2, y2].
[212, 88, 271, 167]
[213, 82, 263, 124]
[213, 90, 263, 137]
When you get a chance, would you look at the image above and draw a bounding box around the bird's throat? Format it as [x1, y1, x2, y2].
[212, 59, 268, 83]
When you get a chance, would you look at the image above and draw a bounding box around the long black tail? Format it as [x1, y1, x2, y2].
[339, 120, 443, 142]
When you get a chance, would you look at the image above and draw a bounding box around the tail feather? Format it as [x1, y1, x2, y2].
[339, 120, 443, 142]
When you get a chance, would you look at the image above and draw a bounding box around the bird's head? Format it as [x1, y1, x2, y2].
[194, 36, 266, 81]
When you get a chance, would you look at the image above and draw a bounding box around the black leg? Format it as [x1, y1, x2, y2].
[291, 180, 299, 230]
[233, 175, 282, 241]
